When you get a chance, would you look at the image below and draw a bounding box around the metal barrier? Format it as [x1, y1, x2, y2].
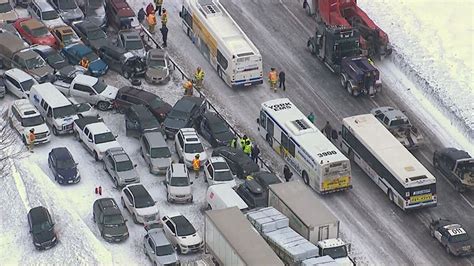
[140, 25, 274, 174]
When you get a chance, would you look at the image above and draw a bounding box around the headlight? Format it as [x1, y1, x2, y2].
[51, 236, 57, 242]
[104, 234, 113, 238]
[57, 174, 64, 180]
[34, 242, 41, 247]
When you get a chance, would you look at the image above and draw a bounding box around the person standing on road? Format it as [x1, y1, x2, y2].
[79, 57, 90, 69]
[147, 11, 157, 33]
[279, 71, 286, 91]
[307, 112, 315, 123]
[243, 140, 252, 156]
[268, 68, 278, 92]
[322, 121, 332, 139]
[183, 80, 193, 96]
[251, 144, 260, 163]
[194, 67, 205, 89]
[161, 8, 168, 27]
[138, 8, 146, 24]
[230, 137, 237, 148]
[192, 154, 201, 179]
[240, 135, 249, 150]
[160, 25, 168, 47]
[283, 164, 293, 182]
[28, 128, 35, 152]
[146, 2, 154, 16]
[154, 0, 163, 16]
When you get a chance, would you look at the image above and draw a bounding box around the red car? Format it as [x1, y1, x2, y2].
[14, 18, 56, 47]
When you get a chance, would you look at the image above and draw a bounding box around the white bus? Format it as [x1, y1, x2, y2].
[179, 0, 263, 88]
[341, 114, 437, 210]
[258, 98, 352, 194]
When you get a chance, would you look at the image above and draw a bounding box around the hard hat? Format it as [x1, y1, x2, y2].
[195, 154, 200, 158]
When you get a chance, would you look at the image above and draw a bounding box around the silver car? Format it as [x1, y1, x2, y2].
[103, 147, 139, 187]
[143, 223, 179, 266]
[49, 0, 84, 23]
[145, 49, 171, 84]
[140, 131, 172, 175]
[116, 30, 145, 58]
[82, 0, 106, 28]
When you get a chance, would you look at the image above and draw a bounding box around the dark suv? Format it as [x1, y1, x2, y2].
[125, 104, 163, 138]
[235, 179, 267, 210]
[162, 96, 206, 139]
[98, 44, 146, 79]
[114, 86, 171, 122]
[27, 206, 58, 250]
[199, 112, 235, 147]
[93, 198, 129, 242]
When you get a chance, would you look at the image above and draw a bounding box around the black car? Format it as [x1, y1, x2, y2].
[433, 147, 474, 192]
[114, 86, 171, 121]
[71, 20, 108, 51]
[27, 206, 58, 250]
[199, 112, 235, 147]
[235, 179, 267, 210]
[212, 146, 259, 179]
[48, 147, 80, 184]
[98, 44, 146, 79]
[125, 104, 163, 138]
[93, 198, 129, 242]
[248, 171, 281, 190]
[430, 219, 473, 256]
[162, 96, 206, 139]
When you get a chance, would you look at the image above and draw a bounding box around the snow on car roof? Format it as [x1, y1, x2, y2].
[21, 18, 46, 30]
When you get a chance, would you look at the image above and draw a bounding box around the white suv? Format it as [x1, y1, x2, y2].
[204, 156, 236, 187]
[161, 212, 203, 254]
[4, 68, 38, 98]
[175, 128, 208, 168]
[8, 99, 50, 145]
[165, 163, 193, 203]
[121, 184, 159, 225]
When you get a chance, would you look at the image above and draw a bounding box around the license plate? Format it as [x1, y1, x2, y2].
[322, 176, 350, 190]
[244, 82, 251, 86]
[410, 194, 432, 203]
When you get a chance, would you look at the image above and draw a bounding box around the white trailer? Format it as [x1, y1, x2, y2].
[205, 207, 284, 266]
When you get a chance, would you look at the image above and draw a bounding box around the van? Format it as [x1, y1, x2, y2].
[3, 68, 38, 98]
[27, 0, 64, 28]
[29, 83, 78, 135]
[206, 184, 248, 212]
[8, 99, 51, 145]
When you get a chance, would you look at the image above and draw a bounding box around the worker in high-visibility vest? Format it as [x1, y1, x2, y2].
[183, 80, 193, 96]
[28, 128, 36, 152]
[243, 140, 252, 156]
[192, 154, 201, 179]
[79, 57, 90, 69]
[147, 11, 157, 33]
[268, 67, 278, 92]
[194, 67, 205, 89]
[154, 0, 163, 16]
[161, 8, 168, 26]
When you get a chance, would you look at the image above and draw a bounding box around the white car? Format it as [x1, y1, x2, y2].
[165, 163, 193, 203]
[8, 99, 50, 145]
[204, 156, 236, 187]
[160, 213, 203, 254]
[69, 97, 99, 118]
[175, 128, 208, 168]
[121, 184, 159, 225]
[4, 68, 38, 98]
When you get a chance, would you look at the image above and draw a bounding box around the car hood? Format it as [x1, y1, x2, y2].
[241, 161, 260, 176]
[100, 85, 118, 100]
[0, 10, 18, 22]
[43, 18, 65, 28]
[96, 140, 121, 153]
[156, 252, 179, 265]
[89, 59, 108, 73]
[177, 233, 202, 246]
[54, 115, 77, 126]
[184, 152, 208, 163]
[30, 65, 53, 79]
[89, 39, 108, 50]
[57, 166, 78, 179]
[169, 185, 191, 195]
[51, 60, 70, 71]
[146, 67, 169, 80]
[102, 223, 128, 236]
[23, 123, 49, 136]
[60, 8, 83, 20]
[116, 168, 139, 181]
[86, 14, 106, 28]
[34, 228, 55, 244]
[211, 179, 237, 188]
[214, 131, 234, 145]
[163, 118, 187, 131]
[57, 65, 86, 80]
[151, 157, 171, 169]
[135, 205, 159, 217]
[129, 48, 146, 58]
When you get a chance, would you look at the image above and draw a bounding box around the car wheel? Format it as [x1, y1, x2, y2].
[94, 151, 99, 161]
[52, 127, 58, 136]
[132, 213, 138, 224]
[388, 189, 394, 202]
[176, 245, 181, 254]
[97, 101, 110, 111]
[22, 135, 27, 145]
[302, 171, 309, 185]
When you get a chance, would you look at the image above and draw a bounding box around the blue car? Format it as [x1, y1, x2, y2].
[61, 43, 108, 76]
[48, 147, 80, 184]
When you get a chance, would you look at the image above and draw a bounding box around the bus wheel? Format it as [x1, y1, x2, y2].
[266, 134, 273, 146]
[302, 171, 309, 185]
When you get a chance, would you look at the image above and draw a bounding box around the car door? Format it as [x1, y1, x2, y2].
[175, 132, 184, 159]
[10, 107, 22, 133]
[140, 137, 150, 165]
[205, 162, 214, 183]
[73, 83, 97, 104]
[145, 235, 156, 258]
[5, 75, 22, 98]
[125, 109, 140, 138]
[164, 219, 178, 246]
[123, 189, 134, 213]
[438, 155, 452, 177]
[200, 117, 211, 142]
[48, 153, 57, 177]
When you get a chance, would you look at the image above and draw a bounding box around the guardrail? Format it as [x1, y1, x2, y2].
[140, 25, 274, 174]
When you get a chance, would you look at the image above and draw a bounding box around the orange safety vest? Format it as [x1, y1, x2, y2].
[29, 132, 36, 142]
[268, 71, 277, 83]
[148, 14, 157, 25]
[192, 158, 200, 170]
[183, 81, 193, 89]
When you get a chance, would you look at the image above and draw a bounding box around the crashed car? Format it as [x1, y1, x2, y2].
[430, 219, 473, 256]
[145, 48, 171, 84]
[98, 44, 145, 79]
[71, 19, 108, 51]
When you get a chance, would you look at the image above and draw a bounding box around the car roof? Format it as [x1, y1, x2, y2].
[75, 74, 98, 86]
[33, 0, 56, 11]
[148, 228, 171, 246]
[143, 131, 167, 147]
[13, 99, 40, 117]
[5, 68, 34, 82]
[65, 43, 93, 54]
[19, 49, 41, 60]
[118, 86, 156, 100]
[203, 112, 223, 122]
[96, 198, 121, 215]
[87, 122, 111, 134]
[126, 183, 149, 197]
[441, 148, 471, 161]
[117, 7, 134, 17]
[244, 179, 264, 194]
[119, 30, 140, 39]
[51, 147, 73, 159]
[170, 163, 187, 176]
[251, 171, 281, 187]
[28, 206, 50, 222]
[372, 106, 407, 120]
[169, 214, 191, 227]
[129, 104, 160, 128]
[107, 147, 127, 158]
[21, 18, 46, 30]
[209, 156, 227, 164]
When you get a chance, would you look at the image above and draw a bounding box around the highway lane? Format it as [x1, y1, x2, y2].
[164, 0, 474, 264]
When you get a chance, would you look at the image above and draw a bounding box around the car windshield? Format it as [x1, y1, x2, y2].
[156, 244, 175, 256]
[450, 233, 470, 243]
[75, 103, 91, 113]
[125, 40, 143, 50]
[170, 176, 189, 187]
[25, 56, 46, 69]
[321, 245, 348, 259]
[20, 79, 36, 91]
[184, 143, 203, 153]
[94, 132, 115, 144]
[84, 51, 99, 62]
[43, 10, 59, 20]
[214, 170, 234, 181]
[32, 220, 53, 233]
[151, 147, 171, 158]
[390, 118, 409, 127]
[62, 32, 79, 43]
[148, 98, 165, 109]
[135, 195, 154, 208]
[87, 28, 106, 40]
[59, 0, 77, 10]
[0, 2, 13, 12]
[175, 218, 196, 236]
[103, 214, 124, 226]
[22, 115, 44, 127]
[210, 121, 228, 134]
[92, 80, 107, 93]
[53, 105, 76, 118]
[31, 26, 49, 37]
[116, 160, 133, 172]
[57, 158, 75, 169]
[148, 58, 166, 68]
[47, 53, 65, 64]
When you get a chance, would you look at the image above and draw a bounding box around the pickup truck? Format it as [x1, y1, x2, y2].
[73, 116, 122, 161]
[55, 74, 118, 111]
[371, 106, 423, 150]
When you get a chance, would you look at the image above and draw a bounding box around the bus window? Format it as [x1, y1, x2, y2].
[281, 132, 289, 150]
[267, 118, 274, 137]
[259, 111, 266, 129]
[181, 7, 193, 28]
[201, 40, 210, 60]
[289, 140, 295, 157]
[217, 49, 228, 70]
